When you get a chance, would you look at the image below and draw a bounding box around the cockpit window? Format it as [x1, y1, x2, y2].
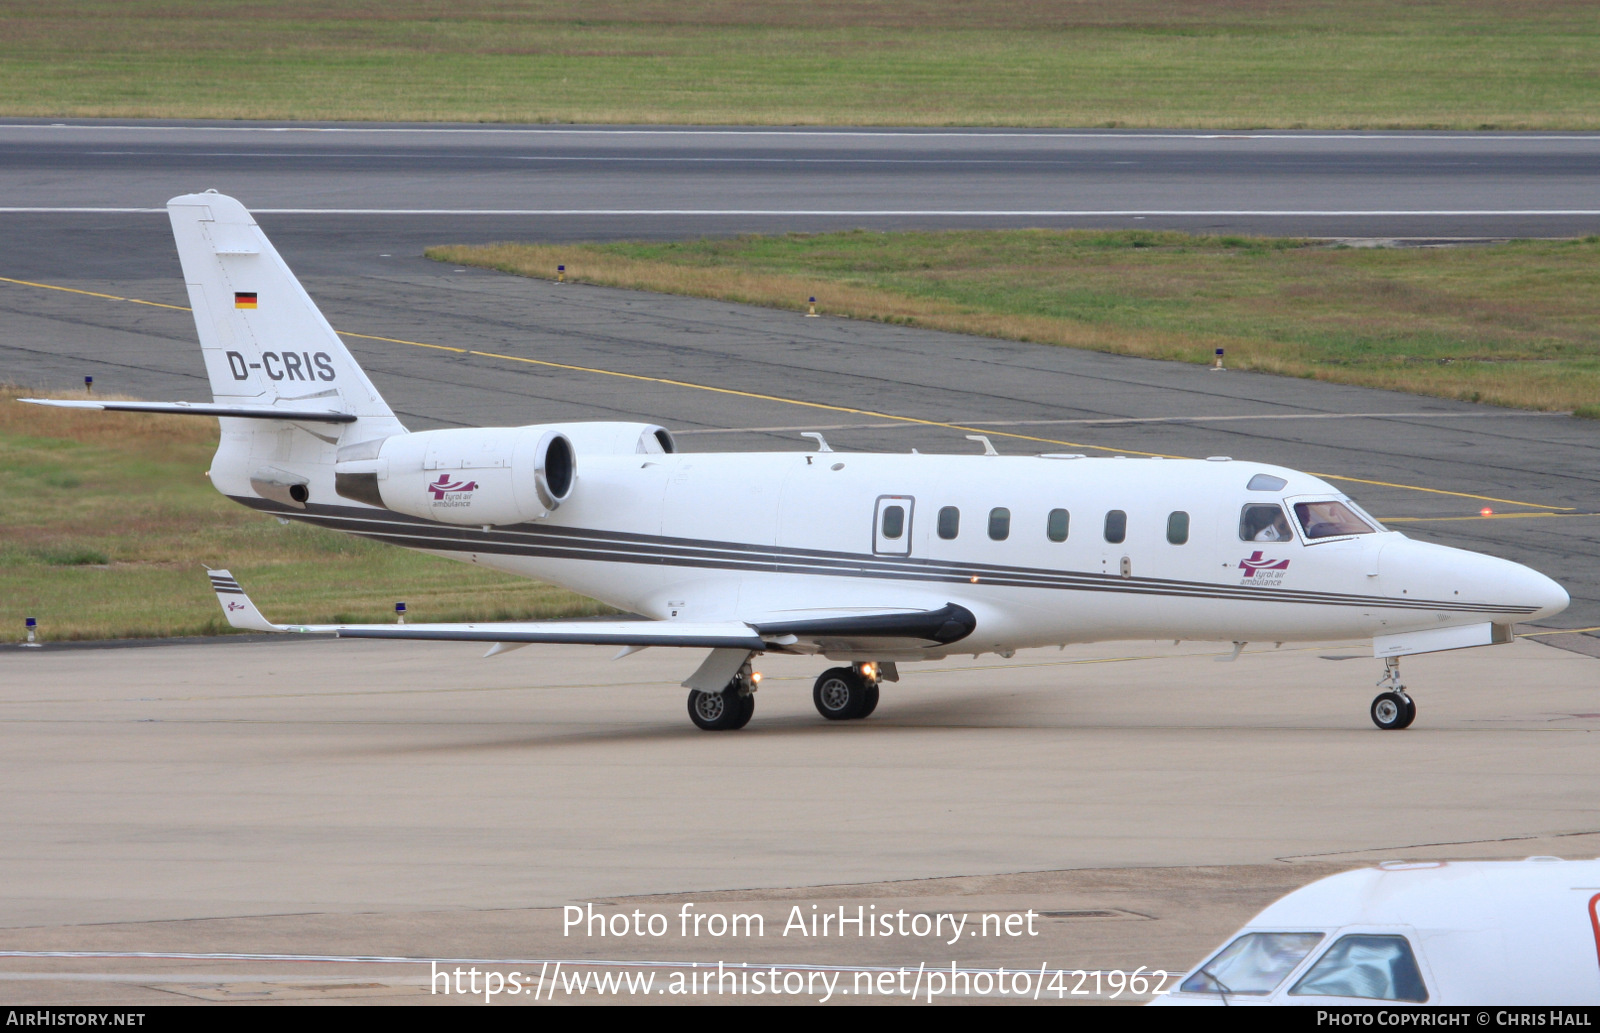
[1248, 474, 1288, 492]
[1179, 932, 1324, 995]
[1288, 935, 1428, 1002]
[1240, 503, 1294, 543]
[1294, 500, 1376, 540]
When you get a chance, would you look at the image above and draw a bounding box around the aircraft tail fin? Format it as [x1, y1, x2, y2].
[167, 192, 405, 438]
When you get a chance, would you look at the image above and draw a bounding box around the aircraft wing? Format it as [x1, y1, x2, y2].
[207, 570, 764, 649]
[206, 570, 974, 652]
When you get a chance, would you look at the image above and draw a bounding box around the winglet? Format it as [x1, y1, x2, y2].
[206, 568, 286, 632]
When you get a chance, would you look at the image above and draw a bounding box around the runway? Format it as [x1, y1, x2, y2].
[4, 120, 1600, 1004]
[6, 120, 1600, 248]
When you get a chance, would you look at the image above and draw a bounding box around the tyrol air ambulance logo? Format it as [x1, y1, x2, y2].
[1239, 550, 1290, 586]
[427, 474, 479, 509]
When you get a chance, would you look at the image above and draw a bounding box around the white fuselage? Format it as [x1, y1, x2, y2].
[251, 446, 1567, 660]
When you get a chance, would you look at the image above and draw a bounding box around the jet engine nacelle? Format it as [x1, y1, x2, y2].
[331, 421, 673, 525]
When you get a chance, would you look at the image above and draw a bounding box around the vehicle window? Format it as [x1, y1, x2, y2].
[1240, 503, 1293, 543]
[1289, 935, 1428, 1002]
[1248, 474, 1288, 492]
[1179, 932, 1324, 995]
[1167, 511, 1190, 545]
[937, 506, 960, 540]
[881, 505, 904, 540]
[1104, 510, 1126, 544]
[1047, 508, 1069, 542]
[988, 507, 1010, 541]
[1294, 500, 1377, 540]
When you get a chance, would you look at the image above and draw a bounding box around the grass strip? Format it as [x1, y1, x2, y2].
[0, 388, 611, 643]
[1, 1, 1598, 128]
[430, 230, 1600, 415]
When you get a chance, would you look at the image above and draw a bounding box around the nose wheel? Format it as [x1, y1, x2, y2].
[1370, 657, 1416, 730]
[1370, 691, 1416, 730]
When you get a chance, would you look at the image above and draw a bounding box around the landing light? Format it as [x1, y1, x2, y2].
[751, 671, 763, 685]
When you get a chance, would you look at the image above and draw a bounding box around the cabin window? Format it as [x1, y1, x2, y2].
[1046, 508, 1070, 542]
[1240, 503, 1293, 543]
[1167, 511, 1190, 545]
[1289, 935, 1428, 1002]
[1179, 932, 1324, 996]
[988, 507, 1011, 541]
[937, 506, 960, 540]
[880, 505, 905, 540]
[1293, 500, 1377, 540]
[1248, 473, 1288, 492]
[1103, 510, 1126, 544]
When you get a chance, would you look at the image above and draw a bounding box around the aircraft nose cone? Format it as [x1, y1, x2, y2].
[1379, 540, 1568, 620]
[1492, 556, 1569, 621]
[1525, 569, 1570, 621]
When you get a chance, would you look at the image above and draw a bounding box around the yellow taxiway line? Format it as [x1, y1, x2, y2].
[2, 274, 1578, 513]
[1379, 512, 1593, 523]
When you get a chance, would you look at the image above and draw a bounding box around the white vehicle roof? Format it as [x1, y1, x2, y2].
[1162, 859, 1600, 1006]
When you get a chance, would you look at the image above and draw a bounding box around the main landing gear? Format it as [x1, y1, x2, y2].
[813, 662, 882, 721]
[687, 661, 758, 731]
[1370, 657, 1416, 731]
[684, 660, 891, 729]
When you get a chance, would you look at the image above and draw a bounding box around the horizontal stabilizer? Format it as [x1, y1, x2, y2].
[21, 399, 356, 423]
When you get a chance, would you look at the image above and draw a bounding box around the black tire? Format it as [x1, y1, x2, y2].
[730, 690, 756, 730]
[813, 667, 868, 720]
[859, 681, 880, 718]
[688, 687, 747, 731]
[1371, 691, 1412, 731]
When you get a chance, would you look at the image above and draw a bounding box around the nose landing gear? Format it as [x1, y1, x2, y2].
[812, 662, 882, 721]
[1370, 657, 1416, 730]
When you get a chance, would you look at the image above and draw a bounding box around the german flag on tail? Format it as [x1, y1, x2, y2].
[234, 292, 257, 309]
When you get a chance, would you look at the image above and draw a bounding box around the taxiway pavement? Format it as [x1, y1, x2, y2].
[0, 637, 1596, 1003]
[6, 256, 1599, 635]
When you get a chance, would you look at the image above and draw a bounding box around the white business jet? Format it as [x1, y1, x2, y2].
[22, 193, 1569, 731]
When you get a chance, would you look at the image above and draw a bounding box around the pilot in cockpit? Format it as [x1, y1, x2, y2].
[1244, 505, 1294, 542]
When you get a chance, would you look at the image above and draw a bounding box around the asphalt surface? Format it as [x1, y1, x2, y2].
[6, 120, 1600, 249]
[2, 638, 1596, 1004]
